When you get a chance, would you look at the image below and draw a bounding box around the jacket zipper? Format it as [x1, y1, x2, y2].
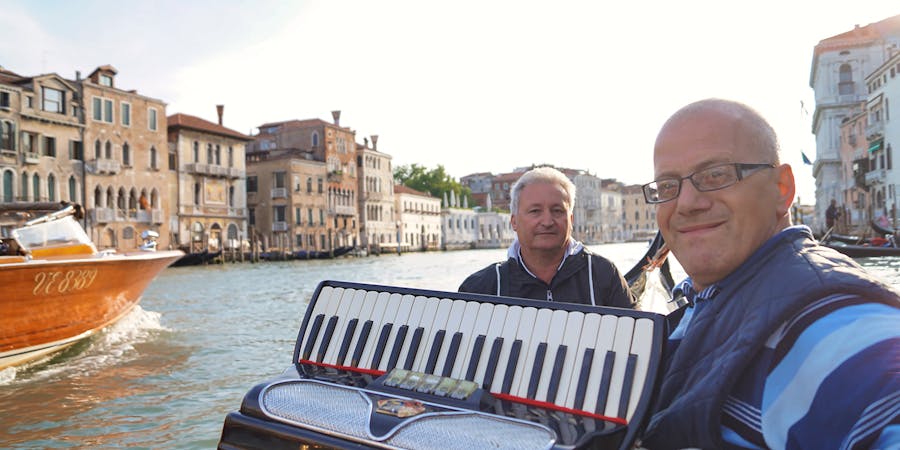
[547, 290, 553, 301]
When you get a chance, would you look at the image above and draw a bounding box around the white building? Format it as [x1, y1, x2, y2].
[810, 15, 900, 224]
[862, 51, 900, 225]
[357, 136, 396, 253]
[571, 171, 603, 244]
[394, 184, 441, 251]
[474, 210, 514, 249]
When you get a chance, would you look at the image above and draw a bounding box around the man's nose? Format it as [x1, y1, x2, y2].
[675, 180, 712, 211]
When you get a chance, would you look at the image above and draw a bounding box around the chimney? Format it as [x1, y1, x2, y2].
[371, 135, 378, 151]
[216, 105, 224, 125]
[332, 110, 341, 126]
[75, 70, 81, 81]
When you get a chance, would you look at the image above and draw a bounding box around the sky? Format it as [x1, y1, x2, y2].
[2, 1, 899, 205]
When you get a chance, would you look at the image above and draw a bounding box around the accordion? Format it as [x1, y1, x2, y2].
[219, 280, 666, 450]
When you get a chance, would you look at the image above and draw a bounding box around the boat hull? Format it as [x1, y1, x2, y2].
[0, 250, 182, 370]
[824, 243, 900, 258]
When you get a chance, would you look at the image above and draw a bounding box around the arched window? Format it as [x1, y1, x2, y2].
[312, 132, 319, 147]
[207, 143, 213, 164]
[228, 146, 234, 167]
[68, 176, 77, 202]
[32, 173, 40, 201]
[2, 170, 12, 202]
[193, 141, 199, 162]
[0, 121, 14, 151]
[94, 185, 102, 208]
[194, 182, 200, 205]
[20, 171, 27, 201]
[106, 186, 114, 210]
[228, 186, 235, 207]
[150, 146, 158, 169]
[839, 64, 854, 95]
[215, 144, 221, 165]
[117, 187, 127, 211]
[122, 142, 130, 166]
[47, 173, 56, 202]
[105, 140, 112, 159]
[94, 139, 101, 159]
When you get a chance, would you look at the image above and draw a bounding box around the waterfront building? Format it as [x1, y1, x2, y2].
[441, 204, 477, 250]
[861, 50, 900, 227]
[569, 170, 603, 244]
[809, 15, 900, 225]
[474, 209, 514, 249]
[394, 184, 441, 251]
[487, 171, 524, 212]
[78, 66, 172, 251]
[837, 104, 869, 231]
[0, 68, 82, 211]
[249, 111, 359, 250]
[600, 179, 625, 242]
[621, 184, 657, 242]
[356, 135, 396, 253]
[167, 107, 251, 254]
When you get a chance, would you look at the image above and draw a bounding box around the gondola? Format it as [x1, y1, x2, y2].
[823, 241, 900, 258]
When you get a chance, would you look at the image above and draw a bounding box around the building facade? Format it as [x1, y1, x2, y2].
[570, 170, 603, 244]
[621, 184, 657, 242]
[356, 135, 396, 253]
[167, 107, 250, 254]
[860, 51, 900, 227]
[810, 15, 900, 225]
[394, 184, 441, 251]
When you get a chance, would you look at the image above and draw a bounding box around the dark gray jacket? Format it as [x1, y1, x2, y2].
[458, 247, 636, 308]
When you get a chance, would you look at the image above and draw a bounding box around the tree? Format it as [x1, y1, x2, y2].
[393, 164, 472, 207]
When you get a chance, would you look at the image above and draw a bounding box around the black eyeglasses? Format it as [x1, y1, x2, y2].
[642, 162, 776, 204]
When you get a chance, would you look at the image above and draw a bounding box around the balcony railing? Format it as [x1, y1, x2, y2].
[271, 187, 288, 199]
[865, 169, 887, 185]
[186, 163, 210, 175]
[24, 151, 40, 164]
[866, 121, 884, 140]
[90, 207, 117, 223]
[136, 209, 164, 224]
[227, 167, 244, 179]
[330, 205, 357, 216]
[90, 158, 121, 174]
[211, 165, 228, 177]
[272, 221, 289, 232]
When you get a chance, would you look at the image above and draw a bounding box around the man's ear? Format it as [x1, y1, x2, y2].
[510, 214, 518, 232]
[776, 163, 796, 215]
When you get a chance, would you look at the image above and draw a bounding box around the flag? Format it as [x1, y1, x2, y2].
[801, 151, 812, 165]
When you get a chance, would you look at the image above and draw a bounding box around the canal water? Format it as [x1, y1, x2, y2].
[1, 243, 898, 449]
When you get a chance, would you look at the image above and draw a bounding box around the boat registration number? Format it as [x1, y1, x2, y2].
[33, 269, 99, 296]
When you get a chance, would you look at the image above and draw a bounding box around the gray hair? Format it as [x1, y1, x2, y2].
[510, 167, 576, 214]
[669, 98, 782, 164]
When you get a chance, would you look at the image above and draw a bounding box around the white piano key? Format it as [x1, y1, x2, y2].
[298, 285, 334, 359]
[547, 310, 584, 405]
[434, 299, 468, 376]
[335, 289, 369, 366]
[345, 290, 380, 366]
[565, 312, 602, 409]
[511, 307, 546, 397]
[485, 305, 524, 392]
[311, 287, 347, 361]
[473, 304, 508, 386]
[322, 288, 359, 364]
[377, 294, 416, 371]
[453, 302, 499, 380]
[395, 295, 429, 370]
[603, 316, 636, 418]
[533, 309, 570, 401]
[626, 318, 655, 420]
[581, 314, 620, 413]
[357, 291, 394, 369]
[415, 297, 454, 373]
[462, 302, 498, 382]
[450, 301, 485, 379]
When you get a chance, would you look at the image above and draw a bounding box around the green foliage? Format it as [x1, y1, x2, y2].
[393, 164, 472, 207]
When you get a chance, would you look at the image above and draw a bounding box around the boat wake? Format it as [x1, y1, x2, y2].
[0, 305, 168, 385]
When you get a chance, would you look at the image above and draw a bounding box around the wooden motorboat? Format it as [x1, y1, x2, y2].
[824, 241, 900, 258]
[171, 248, 223, 267]
[0, 203, 182, 370]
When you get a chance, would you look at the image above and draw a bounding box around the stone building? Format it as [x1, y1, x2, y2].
[167, 106, 251, 254]
[356, 135, 396, 253]
[621, 184, 657, 242]
[394, 184, 441, 251]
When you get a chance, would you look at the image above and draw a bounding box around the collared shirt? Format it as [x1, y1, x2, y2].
[668, 227, 900, 449]
[506, 237, 583, 278]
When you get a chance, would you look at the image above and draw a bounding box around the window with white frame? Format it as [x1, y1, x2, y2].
[121, 102, 131, 126]
[42, 87, 64, 113]
[148, 108, 158, 131]
[92, 97, 114, 123]
[99, 74, 113, 87]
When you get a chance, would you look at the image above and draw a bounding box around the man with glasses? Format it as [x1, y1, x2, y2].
[639, 99, 899, 449]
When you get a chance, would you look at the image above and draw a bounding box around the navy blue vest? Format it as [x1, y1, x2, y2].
[641, 228, 900, 449]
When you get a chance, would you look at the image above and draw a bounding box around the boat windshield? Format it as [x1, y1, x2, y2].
[12, 216, 96, 253]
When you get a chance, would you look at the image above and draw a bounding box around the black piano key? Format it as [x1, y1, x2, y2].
[335, 318, 359, 366]
[465, 335, 487, 381]
[403, 327, 425, 370]
[385, 325, 409, 371]
[617, 353, 638, 419]
[546, 345, 568, 404]
[527, 343, 548, 399]
[315, 316, 340, 362]
[573, 348, 595, 410]
[595, 351, 616, 414]
[482, 337, 504, 390]
[350, 320, 374, 367]
[424, 330, 446, 374]
[301, 314, 326, 360]
[441, 332, 464, 377]
[501, 339, 523, 394]
[370, 323, 394, 369]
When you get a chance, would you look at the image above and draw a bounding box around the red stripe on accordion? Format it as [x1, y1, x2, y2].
[297, 359, 629, 426]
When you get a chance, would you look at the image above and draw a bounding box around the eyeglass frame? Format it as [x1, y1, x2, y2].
[642, 162, 776, 204]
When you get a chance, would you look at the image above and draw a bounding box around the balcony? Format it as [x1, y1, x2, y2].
[186, 163, 210, 175]
[327, 170, 343, 182]
[227, 207, 244, 217]
[210, 165, 229, 177]
[330, 205, 357, 216]
[272, 221, 289, 232]
[271, 187, 288, 199]
[227, 167, 244, 179]
[90, 158, 121, 174]
[90, 207, 117, 223]
[24, 151, 40, 164]
[0, 149, 15, 163]
[865, 169, 887, 185]
[136, 209, 164, 224]
[866, 121, 884, 140]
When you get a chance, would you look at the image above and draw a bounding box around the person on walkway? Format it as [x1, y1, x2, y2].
[639, 98, 899, 449]
[826, 198, 840, 229]
[458, 166, 635, 308]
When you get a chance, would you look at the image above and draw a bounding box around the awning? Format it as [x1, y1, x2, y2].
[869, 140, 883, 153]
